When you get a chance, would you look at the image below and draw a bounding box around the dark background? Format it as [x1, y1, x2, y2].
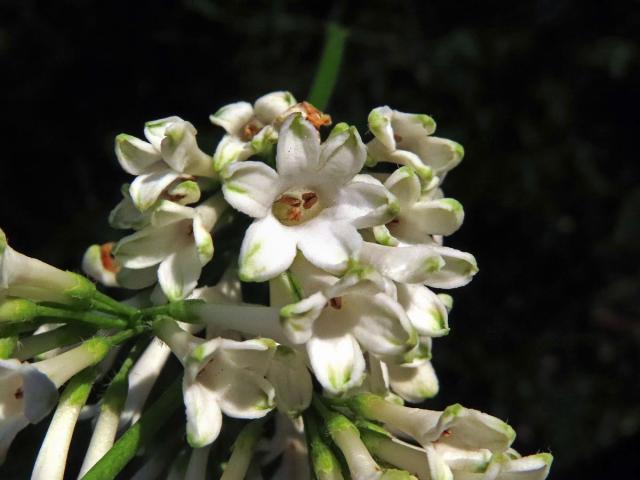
[1, 0, 639, 478]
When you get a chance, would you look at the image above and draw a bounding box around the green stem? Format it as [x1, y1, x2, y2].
[139, 300, 204, 323]
[14, 324, 94, 361]
[304, 410, 345, 480]
[106, 325, 149, 346]
[35, 305, 128, 329]
[80, 379, 183, 480]
[308, 22, 349, 110]
[220, 417, 268, 480]
[101, 338, 146, 411]
[93, 291, 139, 318]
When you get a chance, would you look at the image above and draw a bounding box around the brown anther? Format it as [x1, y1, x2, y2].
[241, 121, 262, 141]
[287, 208, 302, 222]
[386, 219, 400, 227]
[302, 192, 318, 209]
[301, 102, 332, 129]
[329, 297, 343, 309]
[394, 134, 403, 143]
[100, 242, 120, 273]
[164, 193, 186, 202]
[14, 388, 23, 400]
[441, 429, 451, 437]
[277, 195, 302, 207]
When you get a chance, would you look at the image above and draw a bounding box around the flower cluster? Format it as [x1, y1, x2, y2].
[0, 92, 551, 479]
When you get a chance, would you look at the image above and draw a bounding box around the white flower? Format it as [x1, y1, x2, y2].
[113, 194, 227, 300]
[0, 338, 109, 463]
[265, 346, 312, 417]
[348, 394, 516, 453]
[361, 427, 552, 480]
[278, 256, 417, 394]
[82, 242, 119, 288]
[222, 114, 397, 282]
[115, 117, 215, 212]
[366, 106, 464, 185]
[0, 229, 95, 305]
[210, 91, 297, 171]
[0, 360, 57, 464]
[373, 166, 465, 247]
[154, 318, 276, 448]
[359, 241, 478, 289]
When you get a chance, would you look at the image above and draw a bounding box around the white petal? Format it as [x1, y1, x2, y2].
[329, 178, 398, 229]
[435, 404, 516, 452]
[297, 221, 361, 275]
[204, 365, 274, 419]
[347, 292, 415, 357]
[426, 445, 453, 480]
[402, 198, 465, 237]
[411, 136, 464, 175]
[280, 291, 327, 344]
[161, 121, 213, 177]
[421, 245, 478, 289]
[306, 322, 365, 394]
[501, 453, 553, 480]
[114, 223, 186, 269]
[368, 106, 395, 150]
[222, 161, 280, 218]
[144, 116, 184, 150]
[108, 185, 152, 230]
[158, 245, 203, 301]
[391, 110, 437, 138]
[209, 101, 254, 135]
[192, 216, 214, 264]
[318, 124, 366, 183]
[396, 283, 449, 337]
[360, 242, 445, 284]
[254, 91, 296, 125]
[384, 166, 421, 208]
[276, 114, 321, 177]
[183, 379, 222, 448]
[212, 135, 255, 172]
[387, 361, 439, 403]
[238, 216, 297, 282]
[266, 346, 312, 416]
[115, 134, 161, 175]
[129, 166, 183, 212]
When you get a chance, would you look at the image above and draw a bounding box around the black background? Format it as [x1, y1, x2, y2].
[1, 0, 639, 478]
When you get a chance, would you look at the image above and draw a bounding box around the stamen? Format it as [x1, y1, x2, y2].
[278, 195, 302, 207]
[329, 297, 343, 309]
[302, 192, 318, 209]
[302, 102, 332, 129]
[394, 134, 403, 142]
[241, 121, 262, 141]
[14, 388, 23, 400]
[100, 242, 120, 273]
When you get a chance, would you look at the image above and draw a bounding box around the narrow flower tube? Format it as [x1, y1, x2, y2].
[0, 229, 95, 305]
[31, 367, 97, 480]
[220, 419, 266, 480]
[304, 411, 345, 480]
[79, 341, 143, 476]
[119, 337, 171, 428]
[314, 397, 384, 479]
[185, 445, 211, 480]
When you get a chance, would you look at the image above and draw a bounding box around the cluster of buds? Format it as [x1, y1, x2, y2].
[0, 92, 551, 479]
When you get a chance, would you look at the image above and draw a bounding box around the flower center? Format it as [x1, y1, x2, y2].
[272, 188, 322, 226]
[240, 119, 263, 141]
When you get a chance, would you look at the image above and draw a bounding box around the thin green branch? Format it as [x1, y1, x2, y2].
[80, 378, 183, 480]
[308, 22, 349, 111]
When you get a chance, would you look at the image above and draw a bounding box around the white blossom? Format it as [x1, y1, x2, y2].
[113, 194, 227, 300]
[116, 117, 215, 212]
[366, 106, 464, 185]
[154, 318, 276, 448]
[210, 91, 297, 171]
[222, 114, 397, 282]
